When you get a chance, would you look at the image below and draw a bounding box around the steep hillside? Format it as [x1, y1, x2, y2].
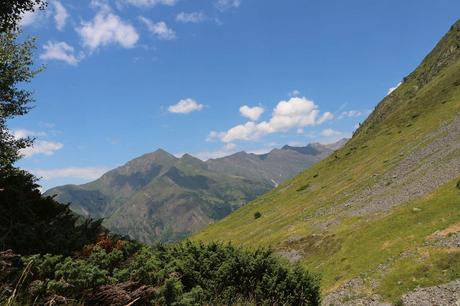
[46, 141, 342, 244]
[193, 20, 460, 304]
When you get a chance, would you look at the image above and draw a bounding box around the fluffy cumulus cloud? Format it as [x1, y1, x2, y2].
[215, 0, 241, 11]
[77, 11, 139, 50]
[387, 81, 402, 95]
[40, 41, 80, 65]
[168, 99, 204, 114]
[140, 17, 176, 40]
[176, 12, 206, 23]
[31, 167, 109, 180]
[338, 110, 362, 119]
[13, 129, 63, 158]
[239, 105, 264, 121]
[210, 97, 333, 143]
[122, 0, 177, 7]
[20, 141, 64, 157]
[53, 0, 69, 31]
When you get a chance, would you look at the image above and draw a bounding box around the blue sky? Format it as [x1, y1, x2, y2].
[11, 0, 460, 190]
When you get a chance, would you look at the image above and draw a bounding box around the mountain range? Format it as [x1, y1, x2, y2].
[192, 20, 460, 304]
[45, 140, 346, 243]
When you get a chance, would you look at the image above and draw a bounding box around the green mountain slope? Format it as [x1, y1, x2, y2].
[46, 141, 342, 244]
[192, 20, 460, 304]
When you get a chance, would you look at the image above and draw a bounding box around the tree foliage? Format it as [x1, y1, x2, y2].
[0, 169, 104, 255]
[0, 0, 47, 32]
[0, 32, 42, 172]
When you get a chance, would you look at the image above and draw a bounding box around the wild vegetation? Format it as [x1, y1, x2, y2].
[0, 3, 321, 305]
[2, 238, 320, 305]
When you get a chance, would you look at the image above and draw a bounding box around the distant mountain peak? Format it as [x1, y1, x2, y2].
[136, 148, 177, 162]
[152, 148, 174, 156]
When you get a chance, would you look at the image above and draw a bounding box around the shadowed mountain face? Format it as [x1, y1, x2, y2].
[45, 140, 345, 243]
[193, 20, 460, 304]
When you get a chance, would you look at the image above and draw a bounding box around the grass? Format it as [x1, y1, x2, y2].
[192, 22, 460, 302]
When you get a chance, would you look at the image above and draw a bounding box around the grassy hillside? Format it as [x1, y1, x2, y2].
[193, 20, 460, 304]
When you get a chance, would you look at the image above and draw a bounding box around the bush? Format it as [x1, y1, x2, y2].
[297, 184, 310, 192]
[25, 254, 109, 298]
[120, 241, 321, 305]
[11, 241, 321, 305]
[456, 179, 460, 189]
[254, 211, 262, 219]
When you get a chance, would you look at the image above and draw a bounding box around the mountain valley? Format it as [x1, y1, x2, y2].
[46, 141, 345, 243]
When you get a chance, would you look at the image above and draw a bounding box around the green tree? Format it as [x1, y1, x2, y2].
[0, 32, 42, 172]
[0, 0, 47, 32]
[0, 4, 104, 256]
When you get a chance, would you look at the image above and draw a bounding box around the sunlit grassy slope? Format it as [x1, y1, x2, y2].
[192, 21, 460, 302]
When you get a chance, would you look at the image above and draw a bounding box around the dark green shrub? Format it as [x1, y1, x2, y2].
[297, 184, 310, 192]
[254, 211, 262, 219]
[88, 246, 124, 271]
[456, 179, 460, 189]
[112, 241, 320, 305]
[11, 240, 321, 305]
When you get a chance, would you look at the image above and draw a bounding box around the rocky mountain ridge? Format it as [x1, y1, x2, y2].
[46, 140, 346, 243]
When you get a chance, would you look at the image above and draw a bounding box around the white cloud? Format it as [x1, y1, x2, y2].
[319, 128, 350, 143]
[220, 121, 263, 142]
[21, 11, 38, 27]
[53, 0, 69, 31]
[140, 17, 176, 40]
[12, 129, 46, 139]
[40, 41, 81, 65]
[91, 0, 112, 11]
[194, 143, 238, 160]
[20, 3, 44, 27]
[215, 0, 241, 11]
[77, 11, 139, 50]
[206, 131, 225, 142]
[31, 167, 109, 180]
[387, 81, 402, 95]
[176, 12, 206, 23]
[122, 0, 177, 7]
[213, 97, 333, 143]
[168, 99, 204, 114]
[320, 128, 342, 137]
[239, 105, 264, 121]
[20, 141, 64, 157]
[317, 112, 334, 124]
[289, 89, 301, 97]
[12, 129, 63, 158]
[338, 110, 362, 119]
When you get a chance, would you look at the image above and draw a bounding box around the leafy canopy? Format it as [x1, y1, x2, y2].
[0, 0, 47, 32]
